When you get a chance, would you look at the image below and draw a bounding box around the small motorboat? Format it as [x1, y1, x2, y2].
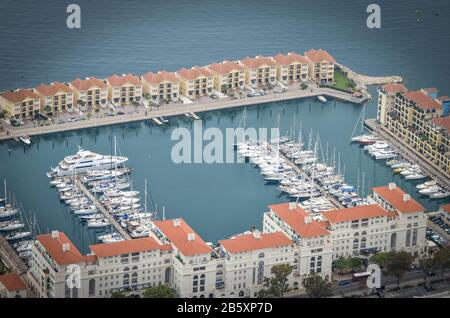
[5, 231, 32, 241]
[416, 180, 437, 190]
[317, 96, 327, 103]
[19, 135, 31, 145]
[430, 191, 450, 199]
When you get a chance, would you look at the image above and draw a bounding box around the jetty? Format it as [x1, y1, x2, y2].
[150, 117, 163, 126]
[364, 118, 450, 190]
[265, 143, 344, 209]
[74, 178, 131, 240]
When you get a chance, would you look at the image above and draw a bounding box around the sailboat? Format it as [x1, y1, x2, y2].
[350, 103, 377, 145]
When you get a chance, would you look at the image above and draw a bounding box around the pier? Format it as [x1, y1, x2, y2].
[265, 143, 344, 209]
[74, 178, 132, 240]
[364, 118, 450, 190]
[0, 86, 367, 141]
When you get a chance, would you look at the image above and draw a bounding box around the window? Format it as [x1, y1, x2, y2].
[258, 253, 265, 259]
[406, 230, 411, 247]
[165, 268, 171, 284]
[88, 279, 96, 297]
[412, 229, 418, 246]
[390, 233, 397, 251]
[257, 261, 264, 285]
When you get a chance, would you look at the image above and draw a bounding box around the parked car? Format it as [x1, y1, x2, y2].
[338, 280, 351, 286]
[210, 94, 219, 99]
[117, 111, 125, 115]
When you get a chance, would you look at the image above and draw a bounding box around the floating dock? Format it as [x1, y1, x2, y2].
[150, 117, 163, 126]
[364, 118, 450, 190]
[74, 178, 131, 240]
[265, 143, 344, 209]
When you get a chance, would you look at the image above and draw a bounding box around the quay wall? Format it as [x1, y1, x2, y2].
[0, 87, 366, 141]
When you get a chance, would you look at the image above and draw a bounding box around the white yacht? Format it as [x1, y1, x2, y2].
[47, 146, 128, 177]
[87, 218, 111, 228]
[0, 220, 25, 231]
[416, 180, 437, 190]
[19, 135, 31, 145]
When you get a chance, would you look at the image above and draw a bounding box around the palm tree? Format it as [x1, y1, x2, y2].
[95, 107, 100, 119]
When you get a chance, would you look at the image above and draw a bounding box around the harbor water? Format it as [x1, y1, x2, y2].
[0, 0, 449, 253]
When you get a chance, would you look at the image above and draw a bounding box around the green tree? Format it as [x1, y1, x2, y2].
[221, 84, 228, 94]
[333, 257, 351, 274]
[0, 109, 6, 119]
[302, 273, 333, 298]
[143, 285, 177, 298]
[369, 252, 391, 270]
[95, 107, 100, 119]
[349, 257, 363, 272]
[433, 247, 450, 277]
[110, 291, 127, 298]
[385, 251, 414, 286]
[419, 254, 437, 290]
[257, 264, 293, 298]
[44, 105, 52, 114]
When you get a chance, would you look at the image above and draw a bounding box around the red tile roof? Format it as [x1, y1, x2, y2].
[441, 204, 450, 213]
[269, 203, 330, 238]
[437, 96, 450, 102]
[208, 61, 243, 75]
[304, 49, 336, 63]
[35, 81, 73, 96]
[219, 232, 292, 254]
[404, 90, 442, 111]
[322, 204, 390, 224]
[240, 56, 277, 69]
[177, 67, 213, 80]
[70, 77, 107, 91]
[273, 52, 308, 65]
[153, 219, 213, 256]
[380, 83, 407, 95]
[107, 73, 141, 87]
[36, 232, 86, 265]
[0, 274, 27, 292]
[0, 89, 40, 103]
[422, 87, 438, 94]
[430, 117, 450, 135]
[90, 237, 170, 258]
[143, 71, 179, 85]
[373, 185, 424, 214]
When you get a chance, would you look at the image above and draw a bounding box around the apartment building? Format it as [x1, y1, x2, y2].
[272, 52, 309, 85]
[380, 86, 449, 172]
[370, 183, 427, 257]
[0, 89, 40, 119]
[218, 231, 296, 297]
[377, 83, 408, 125]
[150, 218, 217, 298]
[207, 60, 245, 92]
[141, 71, 179, 103]
[304, 49, 335, 84]
[176, 67, 214, 99]
[238, 56, 277, 89]
[27, 231, 172, 298]
[263, 202, 333, 280]
[69, 77, 108, 108]
[0, 274, 27, 298]
[35, 82, 74, 115]
[106, 74, 142, 106]
[439, 204, 450, 226]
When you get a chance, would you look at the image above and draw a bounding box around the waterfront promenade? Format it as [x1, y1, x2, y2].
[365, 118, 450, 190]
[0, 87, 366, 141]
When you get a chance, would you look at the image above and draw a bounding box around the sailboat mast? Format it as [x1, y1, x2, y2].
[144, 179, 147, 214]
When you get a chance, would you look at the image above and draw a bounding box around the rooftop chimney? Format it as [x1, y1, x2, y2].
[62, 243, 70, 252]
[51, 230, 59, 239]
[304, 216, 312, 224]
[253, 230, 261, 240]
[289, 202, 297, 210]
[403, 194, 411, 202]
[173, 219, 181, 227]
[187, 233, 196, 241]
[388, 183, 397, 191]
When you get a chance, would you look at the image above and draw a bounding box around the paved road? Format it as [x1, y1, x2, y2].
[0, 87, 366, 141]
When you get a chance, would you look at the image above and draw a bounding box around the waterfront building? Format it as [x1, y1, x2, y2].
[150, 218, 217, 298]
[263, 202, 333, 280]
[141, 71, 180, 104]
[238, 56, 277, 89]
[176, 67, 214, 99]
[378, 85, 449, 172]
[207, 61, 245, 93]
[106, 74, 142, 107]
[69, 77, 108, 108]
[27, 231, 172, 298]
[370, 183, 427, 257]
[218, 231, 297, 297]
[439, 204, 450, 226]
[272, 52, 309, 85]
[0, 274, 27, 298]
[377, 83, 408, 125]
[304, 49, 335, 84]
[0, 89, 40, 119]
[35, 82, 74, 115]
